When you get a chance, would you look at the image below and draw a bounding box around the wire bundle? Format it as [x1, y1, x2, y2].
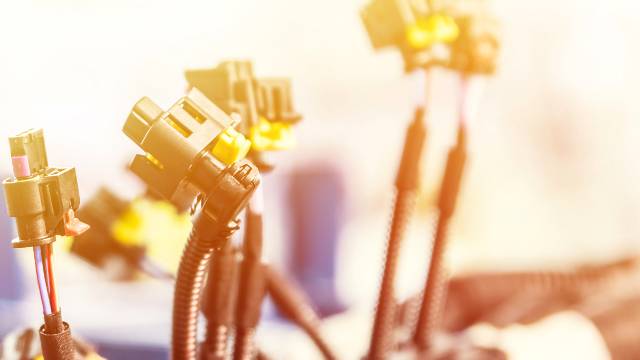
[33, 244, 59, 315]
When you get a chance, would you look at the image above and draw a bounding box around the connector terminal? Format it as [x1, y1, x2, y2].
[123, 88, 259, 220]
[3, 129, 87, 248]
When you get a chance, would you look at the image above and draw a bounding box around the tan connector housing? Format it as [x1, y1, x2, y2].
[3, 129, 86, 248]
[123, 88, 252, 213]
[184, 61, 301, 135]
[361, 0, 500, 74]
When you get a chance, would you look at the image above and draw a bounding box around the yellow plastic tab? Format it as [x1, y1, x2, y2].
[57, 235, 74, 252]
[406, 14, 459, 49]
[249, 117, 296, 151]
[111, 198, 192, 273]
[210, 127, 252, 165]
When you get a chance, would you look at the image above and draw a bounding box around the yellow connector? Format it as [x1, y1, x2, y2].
[211, 127, 252, 165]
[249, 117, 296, 152]
[406, 13, 459, 49]
[111, 198, 192, 273]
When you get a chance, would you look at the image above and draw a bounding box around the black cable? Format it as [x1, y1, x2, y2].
[234, 209, 267, 360]
[202, 241, 239, 360]
[265, 265, 338, 360]
[39, 312, 75, 360]
[413, 124, 467, 351]
[368, 108, 426, 359]
[172, 214, 239, 360]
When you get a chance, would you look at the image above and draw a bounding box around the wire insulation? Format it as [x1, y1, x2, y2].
[41, 246, 51, 293]
[173, 216, 237, 360]
[44, 244, 59, 312]
[33, 246, 53, 315]
[459, 75, 469, 125]
[424, 69, 432, 108]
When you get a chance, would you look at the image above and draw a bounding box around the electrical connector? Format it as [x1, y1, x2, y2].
[123, 90, 261, 360]
[2, 128, 90, 360]
[70, 188, 135, 271]
[186, 61, 303, 359]
[361, 0, 457, 72]
[361, 0, 427, 50]
[70, 188, 182, 279]
[446, 12, 500, 75]
[361, 0, 499, 74]
[184, 61, 301, 157]
[3, 129, 88, 248]
[123, 87, 254, 214]
[185, 61, 259, 130]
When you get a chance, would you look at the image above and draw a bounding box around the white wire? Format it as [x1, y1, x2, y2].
[33, 246, 52, 315]
[460, 75, 486, 126]
[460, 75, 469, 125]
[414, 69, 432, 109]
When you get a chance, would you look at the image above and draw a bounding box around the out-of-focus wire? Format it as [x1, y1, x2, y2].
[44, 245, 59, 312]
[42, 246, 51, 293]
[459, 75, 486, 127]
[416, 68, 432, 109]
[459, 75, 469, 125]
[138, 255, 175, 280]
[33, 246, 52, 315]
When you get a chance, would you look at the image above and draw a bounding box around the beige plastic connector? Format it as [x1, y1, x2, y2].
[185, 61, 301, 134]
[361, 0, 500, 74]
[3, 129, 89, 248]
[446, 11, 500, 75]
[123, 88, 251, 212]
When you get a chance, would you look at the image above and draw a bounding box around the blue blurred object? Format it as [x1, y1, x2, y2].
[286, 162, 346, 317]
[92, 340, 168, 360]
[0, 177, 24, 301]
[0, 175, 26, 339]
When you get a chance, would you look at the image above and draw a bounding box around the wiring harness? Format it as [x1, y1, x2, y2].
[122, 88, 260, 360]
[2, 128, 90, 360]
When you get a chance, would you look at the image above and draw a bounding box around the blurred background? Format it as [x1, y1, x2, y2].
[0, 0, 639, 358]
